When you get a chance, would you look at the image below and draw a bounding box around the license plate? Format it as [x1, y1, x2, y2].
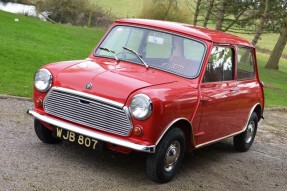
[54, 127, 98, 150]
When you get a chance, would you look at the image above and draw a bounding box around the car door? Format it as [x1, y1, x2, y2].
[196, 46, 241, 146]
[235, 47, 261, 128]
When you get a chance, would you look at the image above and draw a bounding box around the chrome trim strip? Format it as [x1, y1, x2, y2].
[123, 106, 133, 133]
[155, 117, 192, 145]
[47, 87, 124, 108]
[28, 110, 155, 153]
[195, 103, 260, 148]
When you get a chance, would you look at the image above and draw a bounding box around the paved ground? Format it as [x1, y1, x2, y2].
[0, 98, 286, 191]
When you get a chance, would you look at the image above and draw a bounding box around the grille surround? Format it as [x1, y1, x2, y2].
[44, 87, 133, 136]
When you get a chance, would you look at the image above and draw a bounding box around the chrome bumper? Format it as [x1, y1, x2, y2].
[27, 109, 155, 153]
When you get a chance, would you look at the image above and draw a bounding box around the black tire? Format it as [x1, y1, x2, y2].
[233, 112, 258, 152]
[34, 119, 62, 144]
[146, 127, 185, 183]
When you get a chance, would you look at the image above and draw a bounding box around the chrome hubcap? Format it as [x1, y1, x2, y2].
[245, 121, 255, 144]
[164, 141, 180, 172]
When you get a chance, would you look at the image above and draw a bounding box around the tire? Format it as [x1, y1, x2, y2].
[146, 127, 185, 183]
[34, 119, 62, 144]
[233, 112, 258, 152]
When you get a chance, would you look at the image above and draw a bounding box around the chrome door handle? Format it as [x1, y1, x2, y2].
[230, 87, 238, 92]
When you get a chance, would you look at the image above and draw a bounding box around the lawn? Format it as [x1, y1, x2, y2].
[0, 11, 286, 107]
[0, 11, 105, 97]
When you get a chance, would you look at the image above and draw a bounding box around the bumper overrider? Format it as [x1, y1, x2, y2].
[27, 109, 155, 153]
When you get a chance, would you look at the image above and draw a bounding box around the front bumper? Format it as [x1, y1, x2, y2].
[27, 109, 155, 153]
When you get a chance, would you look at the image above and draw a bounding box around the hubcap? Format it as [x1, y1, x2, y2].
[245, 121, 255, 144]
[164, 141, 181, 172]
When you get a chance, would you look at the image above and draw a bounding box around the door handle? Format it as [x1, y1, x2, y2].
[230, 87, 239, 92]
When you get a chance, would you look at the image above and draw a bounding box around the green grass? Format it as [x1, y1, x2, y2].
[256, 53, 287, 107]
[89, 0, 144, 18]
[0, 11, 286, 107]
[0, 11, 105, 97]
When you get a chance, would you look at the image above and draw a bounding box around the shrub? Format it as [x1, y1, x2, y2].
[0, 0, 32, 5]
[139, 0, 190, 23]
[35, 0, 115, 28]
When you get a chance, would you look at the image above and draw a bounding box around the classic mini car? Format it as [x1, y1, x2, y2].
[28, 19, 264, 183]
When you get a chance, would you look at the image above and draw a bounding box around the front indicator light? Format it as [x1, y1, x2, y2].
[133, 126, 143, 136]
[35, 98, 43, 107]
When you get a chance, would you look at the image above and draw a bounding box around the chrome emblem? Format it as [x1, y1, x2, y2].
[85, 83, 92, 90]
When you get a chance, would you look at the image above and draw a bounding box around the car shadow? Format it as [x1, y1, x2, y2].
[47, 137, 238, 182]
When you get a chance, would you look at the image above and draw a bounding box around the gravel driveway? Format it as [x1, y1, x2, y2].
[0, 98, 286, 191]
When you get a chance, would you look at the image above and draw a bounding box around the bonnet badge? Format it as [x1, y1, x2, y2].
[85, 83, 93, 90]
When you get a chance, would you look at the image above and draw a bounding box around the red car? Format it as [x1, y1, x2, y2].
[28, 19, 264, 183]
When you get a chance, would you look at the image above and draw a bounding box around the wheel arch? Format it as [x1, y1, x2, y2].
[155, 118, 194, 151]
[253, 104, 263, 122]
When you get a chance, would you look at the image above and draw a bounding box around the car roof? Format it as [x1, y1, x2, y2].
[115, 19, 253, 47]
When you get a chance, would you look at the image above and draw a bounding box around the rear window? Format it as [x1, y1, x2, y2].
[237, 48, 255, 80]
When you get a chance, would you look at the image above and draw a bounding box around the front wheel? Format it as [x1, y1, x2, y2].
[233, 112, 258, 152]
[34, 119, 62, 144]
[146, 127, 185, 183]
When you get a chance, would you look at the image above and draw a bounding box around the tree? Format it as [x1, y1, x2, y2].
[265, 18, 287, 69]
[251, 0, 269, 46]
[265, 1, 287, 69]
[203, 0, 215, 27]
[189, 0, 257, 32]
[193, 0, 202, 26]
[215, 0, 226, 30]
[185, 0, 204, 26]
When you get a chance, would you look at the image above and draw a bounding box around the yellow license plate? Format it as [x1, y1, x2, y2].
[55, 127, 98, 150]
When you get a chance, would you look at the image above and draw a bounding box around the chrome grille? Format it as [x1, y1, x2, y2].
[44, 88, 132, 136]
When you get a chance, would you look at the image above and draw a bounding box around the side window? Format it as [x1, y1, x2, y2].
[237, 48, 255, 80]
[203, 46, 234, 83]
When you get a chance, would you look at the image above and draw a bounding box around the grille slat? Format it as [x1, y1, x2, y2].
[44, 89, 132, 136]
[45, 101, 126, 118]
[45, 106, 130, 127]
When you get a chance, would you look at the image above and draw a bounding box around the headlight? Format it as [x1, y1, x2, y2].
[34, 69, 52, 92]
[129, 94, 152, 120]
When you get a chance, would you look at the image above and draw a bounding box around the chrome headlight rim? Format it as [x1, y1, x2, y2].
[34, 68, 52, 93]
[129, 94, 153, 120]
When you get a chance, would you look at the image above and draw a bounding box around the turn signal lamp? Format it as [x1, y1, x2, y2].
[35, 98, 43, 107]
[133, 126, 143, 136]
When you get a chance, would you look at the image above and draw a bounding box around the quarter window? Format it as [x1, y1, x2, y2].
[237, 48, 255, 80]
[203, 46, 234, 82]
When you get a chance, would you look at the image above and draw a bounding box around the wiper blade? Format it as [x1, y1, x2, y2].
[123, 46, 149, 69]
[99, 47, 119, 63]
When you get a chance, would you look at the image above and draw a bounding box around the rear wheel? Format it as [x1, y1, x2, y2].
[34, 119, 62, 144]
[146, 127, 185, 183]
[233, 112, 258, 152]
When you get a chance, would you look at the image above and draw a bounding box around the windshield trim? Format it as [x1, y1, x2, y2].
[93, 24, 208, 79]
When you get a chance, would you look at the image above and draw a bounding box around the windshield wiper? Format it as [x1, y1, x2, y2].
[99, 47, 119, 63]
[123, 46, 149, 69]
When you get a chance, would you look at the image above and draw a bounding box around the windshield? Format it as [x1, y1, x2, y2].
[94, 25, 206, 78]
